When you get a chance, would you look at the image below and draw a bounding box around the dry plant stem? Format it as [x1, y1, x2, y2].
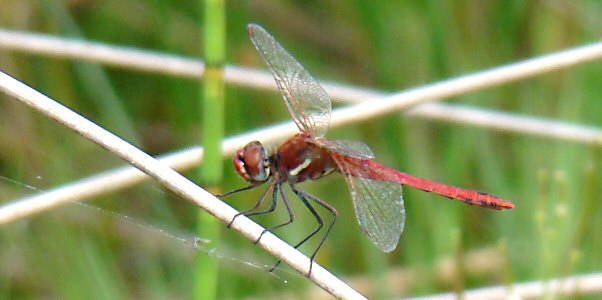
[0, 71, 366, 300]
[2, 29, 602, 139]
[407, 103, 602, 144]
[406, 272, 602, 300]
[326, 39, 602, 127]
[0, 29, 204, 78]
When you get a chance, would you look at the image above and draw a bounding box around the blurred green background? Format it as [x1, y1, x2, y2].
[2, 1, 602, 299]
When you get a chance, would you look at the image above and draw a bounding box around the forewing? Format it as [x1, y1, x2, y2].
[248, 24, 331, 137]
[316, 139, 375, 159]
[335, 157, 405, 252]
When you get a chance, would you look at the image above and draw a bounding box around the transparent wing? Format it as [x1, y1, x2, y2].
[335, 157, 405, 252]
[248, 23, 331, 137]
[315, 139, 375, 159]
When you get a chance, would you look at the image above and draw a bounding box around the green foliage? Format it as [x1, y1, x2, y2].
[1, 0, 602, 298]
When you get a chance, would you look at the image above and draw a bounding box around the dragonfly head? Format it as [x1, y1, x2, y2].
[234, 141, 271, 183]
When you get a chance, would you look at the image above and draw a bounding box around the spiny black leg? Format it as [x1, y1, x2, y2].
[227, 181, 275, 228]
[293, 186, 337, 277]
[269, 185, 325, 275]
[254, 181, 295, 244]
[218, 183, 262, 198]
[244, 180, 280, 219]
[289, 189, 325, 250]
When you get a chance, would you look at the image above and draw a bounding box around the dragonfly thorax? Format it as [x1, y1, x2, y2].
[276, 134, 337, 184]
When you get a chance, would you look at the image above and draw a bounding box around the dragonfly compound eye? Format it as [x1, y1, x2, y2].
[234, 141, 270, 183]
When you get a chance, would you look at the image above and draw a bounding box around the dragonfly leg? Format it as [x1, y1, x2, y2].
[239, 180, 279, 218]
[297, 187, 337, 277]
[217, 182, 263, 198]
[243, 182, 280, 217]
[270, 185, 337, 277]
[253, 181, 295, 244]
[226, 181, 274, 228]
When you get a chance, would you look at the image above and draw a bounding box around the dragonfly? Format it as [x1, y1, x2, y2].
[222, 23, 514, 275]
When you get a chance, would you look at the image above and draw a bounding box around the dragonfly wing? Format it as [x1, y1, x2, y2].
[316, 139, 375, 159]
[248, 24, 331, 137]
[336, 157, 405, 252]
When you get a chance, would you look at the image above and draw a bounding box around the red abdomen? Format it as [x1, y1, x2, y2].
[337, 156, 514, 210]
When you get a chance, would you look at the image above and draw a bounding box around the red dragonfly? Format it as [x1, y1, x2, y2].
[223, 24, 514, 274]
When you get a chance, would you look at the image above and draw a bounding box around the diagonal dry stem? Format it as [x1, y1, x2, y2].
[1, 29, 602, 141]
[0, 71, 367, 300]
[406, 272, 602, 300]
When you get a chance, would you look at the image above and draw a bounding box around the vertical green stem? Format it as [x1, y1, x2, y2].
[195, 0, 225, 299]
[451, 228, 465, 296]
